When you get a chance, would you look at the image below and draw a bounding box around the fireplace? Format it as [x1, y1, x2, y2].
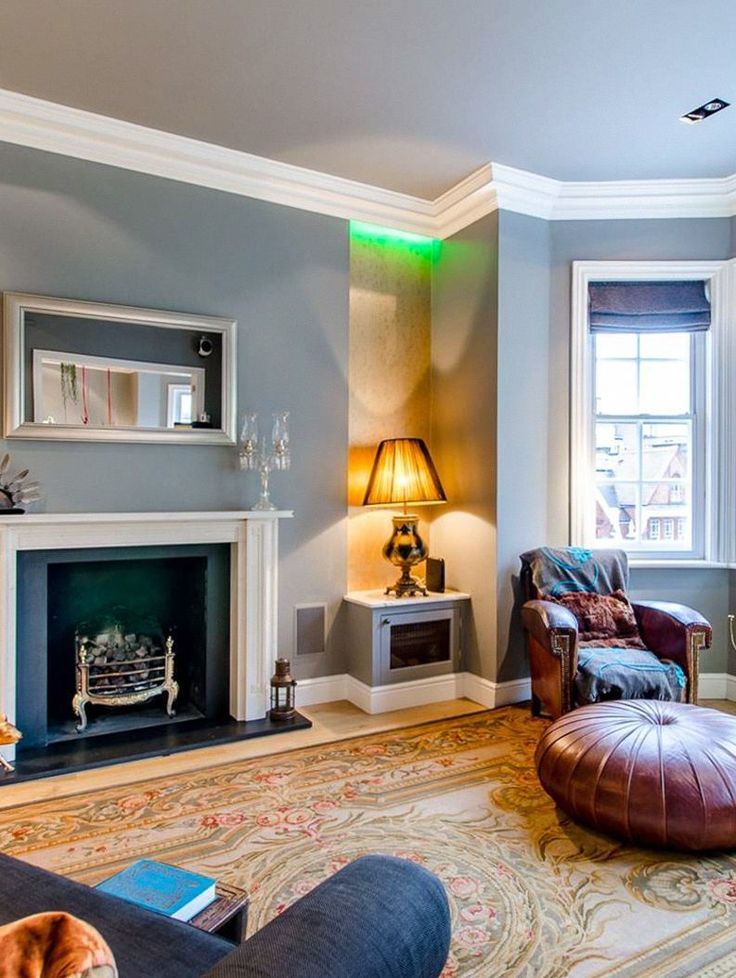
[74, 630, 178, 732]
[0, 511, 302, 778]
[18, 544, 231, 748]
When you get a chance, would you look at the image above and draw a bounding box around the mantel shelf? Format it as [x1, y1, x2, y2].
[0, 510, 294, 524]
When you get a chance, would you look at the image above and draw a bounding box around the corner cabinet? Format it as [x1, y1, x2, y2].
[343, 590, 470, 687]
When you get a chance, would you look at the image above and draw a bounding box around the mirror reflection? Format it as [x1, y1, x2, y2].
[4, 293, 237, 444]
[34, 352, 206, 430]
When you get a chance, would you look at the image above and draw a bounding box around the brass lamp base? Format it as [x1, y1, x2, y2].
[385, 567, 428, 598]
[383, 514, 429, 598]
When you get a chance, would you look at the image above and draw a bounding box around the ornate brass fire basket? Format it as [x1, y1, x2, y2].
[73, 630, 179, 733]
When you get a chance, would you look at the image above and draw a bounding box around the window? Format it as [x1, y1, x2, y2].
[571, 261, 731, 563]
[166, 383, 193, 427]
[593, 330, 703, 554]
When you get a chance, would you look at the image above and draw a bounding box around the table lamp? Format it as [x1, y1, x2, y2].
[362, 438, 447, 597]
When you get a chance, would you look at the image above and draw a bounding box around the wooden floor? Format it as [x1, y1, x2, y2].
[0, 697, 486, 810]
[0, 697, 732, 811]
[703, 698, 736, 716]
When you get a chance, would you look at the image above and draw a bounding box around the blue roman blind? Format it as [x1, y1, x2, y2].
[588, 281, 710, 332]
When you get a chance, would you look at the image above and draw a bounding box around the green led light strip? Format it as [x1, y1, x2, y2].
[349, 221, 435, 246]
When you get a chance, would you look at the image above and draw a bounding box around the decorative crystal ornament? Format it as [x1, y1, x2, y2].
[238, 411, 291, 510]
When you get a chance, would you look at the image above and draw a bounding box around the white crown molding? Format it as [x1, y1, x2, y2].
[1, 87, 736, 237]
[554, 173, 736, 221]
[432, 164, 498, 238]
[0, 87, 437, 238]
[490, 163, 562, 220]
[434, 164, 736, 230]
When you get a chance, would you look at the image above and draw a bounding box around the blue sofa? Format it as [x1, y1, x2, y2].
[0, 852, 451, 977]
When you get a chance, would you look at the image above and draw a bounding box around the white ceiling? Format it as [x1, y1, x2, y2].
[0, 0, 734, 198]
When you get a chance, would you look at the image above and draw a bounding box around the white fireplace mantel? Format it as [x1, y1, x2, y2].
[0, 510, 293, 754]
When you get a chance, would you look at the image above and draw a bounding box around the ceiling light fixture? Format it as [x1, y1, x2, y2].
[680, 98, 730, 124]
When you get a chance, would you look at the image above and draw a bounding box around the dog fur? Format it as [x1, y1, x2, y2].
[0, 911, 117, 978]
[0, 714, 21, 772]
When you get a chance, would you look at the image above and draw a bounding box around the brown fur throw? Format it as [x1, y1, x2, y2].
[0, 912, 117, 978]
[554, 589, 646, 648]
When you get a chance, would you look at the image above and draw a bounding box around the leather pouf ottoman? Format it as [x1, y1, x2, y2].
[535, 700, 736, 851]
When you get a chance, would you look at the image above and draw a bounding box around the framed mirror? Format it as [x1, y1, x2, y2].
[3, 293, 237, 444]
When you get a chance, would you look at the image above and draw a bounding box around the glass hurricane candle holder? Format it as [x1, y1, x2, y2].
[238, 413, 259, 471]
[238, 411, 291, 510]
[271, 411, 291, 471]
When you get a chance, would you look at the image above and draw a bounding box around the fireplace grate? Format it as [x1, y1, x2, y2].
[73, 631, 179, 733]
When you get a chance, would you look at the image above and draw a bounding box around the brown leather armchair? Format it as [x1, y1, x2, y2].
[520, 547, 712, 719]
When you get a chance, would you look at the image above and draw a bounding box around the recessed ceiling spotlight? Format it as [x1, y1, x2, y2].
[680, 97, 730, 124]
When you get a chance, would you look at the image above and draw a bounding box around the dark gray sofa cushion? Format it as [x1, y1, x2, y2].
[0, 852, 451, 978]
[0, 852, 231, 978]
[204, 855, 451, 978]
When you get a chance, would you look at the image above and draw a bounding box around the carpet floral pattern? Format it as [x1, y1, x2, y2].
[3, 708, 736, 976]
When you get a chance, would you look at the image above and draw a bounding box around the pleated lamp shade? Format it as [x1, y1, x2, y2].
[362, 438, 447, 508]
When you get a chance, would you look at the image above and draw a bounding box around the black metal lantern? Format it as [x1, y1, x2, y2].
[269, 657, 296, 721]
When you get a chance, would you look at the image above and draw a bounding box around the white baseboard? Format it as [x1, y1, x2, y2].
[295, 674, 348, 707]
[463, 674, 532, 708]
[298, 669, 736, 714]
[296, 671, 530, 714]
[345, 673, 465, 715]
[699, 672, 729, 700]
[459, 672, 495, 709]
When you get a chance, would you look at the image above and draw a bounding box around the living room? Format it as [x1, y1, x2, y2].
[0, 2, 735, 976]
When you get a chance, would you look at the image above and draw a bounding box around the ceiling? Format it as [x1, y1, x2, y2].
[0, 0, 734, 199]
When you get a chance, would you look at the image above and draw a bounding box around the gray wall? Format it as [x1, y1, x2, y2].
[730, 571, 736, 674]
[0, 141, 349, 679]
[631, 566, 730, 675]
[432, 212, 733, 683]
[496, 211, 550, 681]
[431, 212, 499, 680]
[7, 138, 732, 688]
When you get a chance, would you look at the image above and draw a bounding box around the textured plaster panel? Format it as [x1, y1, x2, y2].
[348, 234, 433, 591]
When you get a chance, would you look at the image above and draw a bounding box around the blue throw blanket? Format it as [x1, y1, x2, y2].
[576, 647, 686, 704]
[520, 547, 629, 599]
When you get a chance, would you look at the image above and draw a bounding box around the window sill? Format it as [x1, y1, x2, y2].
[629, 559, 730, 570]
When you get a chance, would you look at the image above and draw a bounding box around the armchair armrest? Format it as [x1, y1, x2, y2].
[204, 855, 450, 978]
[521, 600, 578, 656]
[632, 600, 712, 704]
[522, 600, 579, 716]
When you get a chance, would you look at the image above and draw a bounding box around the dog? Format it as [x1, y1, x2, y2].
[0, 911, 117, 978]
[0, 714, 21, 772]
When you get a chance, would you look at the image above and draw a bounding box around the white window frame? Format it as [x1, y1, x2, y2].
[571, 259, 734, 564]
[166, 383, 195, 427]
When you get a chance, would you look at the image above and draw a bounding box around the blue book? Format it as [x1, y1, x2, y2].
[96, 859, 217, 921]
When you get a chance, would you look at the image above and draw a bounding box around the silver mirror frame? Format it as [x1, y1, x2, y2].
[3, 292, 237, 445]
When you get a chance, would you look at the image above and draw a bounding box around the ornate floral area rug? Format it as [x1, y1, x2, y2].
[2, 708, 736, 977]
